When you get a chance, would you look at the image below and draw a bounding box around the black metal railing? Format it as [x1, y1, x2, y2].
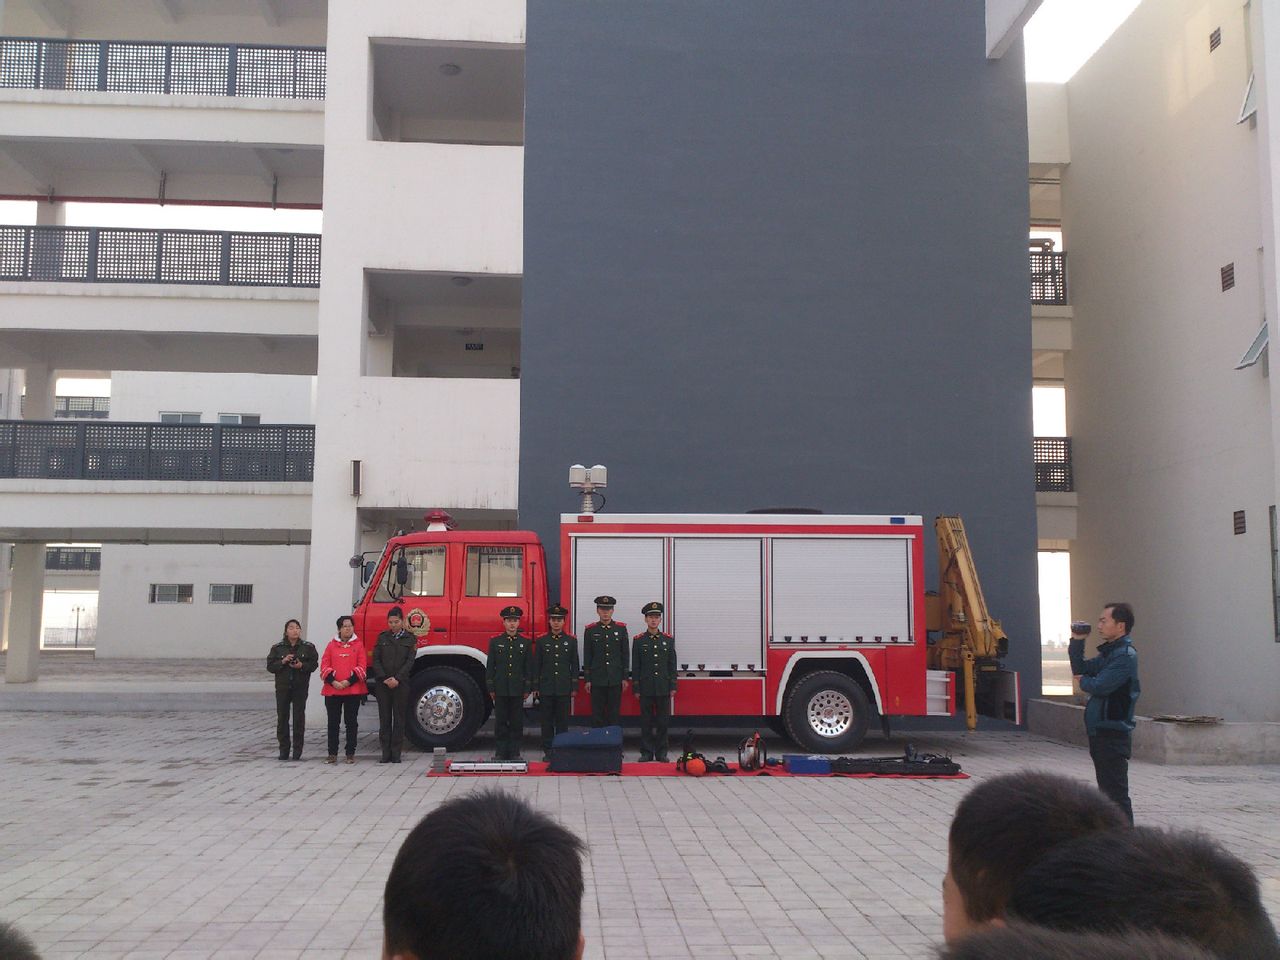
[45, 546, 101, 571]
[0, 421, 315, 482]
[1030, 249, 1068, 305]
[0, 36, 325, 99]
[0, 226, 321, 287]
[19, 396, 111, 418]
[1034, 436, 1073, 492]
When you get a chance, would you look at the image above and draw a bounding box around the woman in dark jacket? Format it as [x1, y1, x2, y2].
[266, 618, 318, 760]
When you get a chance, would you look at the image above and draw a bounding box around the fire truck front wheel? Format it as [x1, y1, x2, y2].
[407, 666, 485, 751]
[782, 670, 871, 753]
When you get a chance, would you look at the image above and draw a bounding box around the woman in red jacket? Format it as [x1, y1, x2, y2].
[321, 614, 368, 764]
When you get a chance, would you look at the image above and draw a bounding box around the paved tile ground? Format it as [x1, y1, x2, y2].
[1, 707, 1278, 960]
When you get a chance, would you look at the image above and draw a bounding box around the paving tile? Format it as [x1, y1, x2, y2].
[0, 709, 1278, 959]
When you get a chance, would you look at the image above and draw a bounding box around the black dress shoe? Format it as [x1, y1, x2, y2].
[379, 757, 392, 764]
[278, 751, 289, 761]
[638, 753, 654, 762]
[656, 754, 670, 763]
[391, 757, 402, 763]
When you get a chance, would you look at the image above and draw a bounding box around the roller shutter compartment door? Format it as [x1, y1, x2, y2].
[770, 538, 912, 644]
[672, 538, 763, 670]
[571, 537, 664, 635]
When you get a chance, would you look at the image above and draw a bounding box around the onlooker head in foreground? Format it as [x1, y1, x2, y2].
[0, 921, 42, 960]
[1008, 826, 1280, 960]
[382, 790, 586, 960]
[943, 771, 1129, 942]
[936, 924, 1219, 960]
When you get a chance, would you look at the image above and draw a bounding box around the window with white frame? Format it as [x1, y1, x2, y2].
[159, 412, 201, 424]
[209, 584, 254, 604]
[149, 583, 193, 604]
[218, 414, 261, 425]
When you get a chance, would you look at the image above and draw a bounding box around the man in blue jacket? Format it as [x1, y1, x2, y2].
[1070, 602, 1140, 823]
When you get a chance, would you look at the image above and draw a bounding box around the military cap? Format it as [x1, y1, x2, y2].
[641, 601, 664, 616]
[594, 595, 616, 607]
[547, 603, 568, 618]
[500, 605, 523, 619]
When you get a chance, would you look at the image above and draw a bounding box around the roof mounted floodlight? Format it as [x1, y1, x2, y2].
[569, 464, 607, 514]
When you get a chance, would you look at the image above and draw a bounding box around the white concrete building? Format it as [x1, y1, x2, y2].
[28, 0, 1263, 730]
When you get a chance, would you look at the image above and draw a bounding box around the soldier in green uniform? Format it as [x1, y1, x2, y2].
[485, 605, 533, 761]
[533, 603, 580, 762]
[583, 595, 629, 727]
[631, 601, 678, 762]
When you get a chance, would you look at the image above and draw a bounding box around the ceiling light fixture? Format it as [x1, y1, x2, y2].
[451, 276, 473, 287]
[439, 63, 462, 76]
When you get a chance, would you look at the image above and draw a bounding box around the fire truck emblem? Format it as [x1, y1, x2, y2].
[405, 607, 431, 637]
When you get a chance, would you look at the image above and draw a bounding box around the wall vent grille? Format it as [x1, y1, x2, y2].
[1234, 510, 1247, 535]
[1210, 27, 1222, 52]
[1222, 262, 1236, 290]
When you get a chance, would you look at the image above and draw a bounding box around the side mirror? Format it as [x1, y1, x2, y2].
[362, 560, 377, 586]
[395, 554, 409, 586]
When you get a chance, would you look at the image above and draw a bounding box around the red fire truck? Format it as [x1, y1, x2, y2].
[351, 511, 1018, 753]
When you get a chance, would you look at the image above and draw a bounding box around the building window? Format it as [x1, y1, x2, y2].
[465, 546, 523, 597]
[149, 583, 193, 604]
[160, 412, 201, 424]
[209, 584, 254, 604]
[218, 414, 261, 425]
[1271, 506, 1280, 642]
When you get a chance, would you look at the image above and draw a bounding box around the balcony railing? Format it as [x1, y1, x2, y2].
[1030, 249, 1068, 305]
[1034, 436, 1073, 492]
[19, 395, 111, 418]
[0, 36, 325, 99]
[46, 546, 101, 572]
[0, 421, 315, 482]
[0, 226, 321, 287]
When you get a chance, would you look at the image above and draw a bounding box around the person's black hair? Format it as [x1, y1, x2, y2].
[948, 771, 1128, 923]
[1104, 601, 1135, 633]
[0, 921, 42, 960]
[280, 618, 302, 643]
[335, 615, 354, 630]
[383, 790, 585, 960]
[388, 606, 404, 620]
[937, 924, 1218, 960]
[1008, 827, 1280, 960]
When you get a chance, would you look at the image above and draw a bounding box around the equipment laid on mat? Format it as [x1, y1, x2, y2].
[447, 760, 528, 774]
[548, 725, 623, 773]
[737, 731, 768, 771]
[828, 744, 961, 776]
[783, 754, 831, 775]
[676, 729, 736, 775]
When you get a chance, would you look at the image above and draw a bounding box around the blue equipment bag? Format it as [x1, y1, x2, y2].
[548, 725, 623, 773]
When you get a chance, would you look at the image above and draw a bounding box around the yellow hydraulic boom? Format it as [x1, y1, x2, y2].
[926, 515, 1010, 730]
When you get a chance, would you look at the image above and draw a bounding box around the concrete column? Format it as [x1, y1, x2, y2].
[23, 365, 55, 419]
[34, 201, 65, 227]
[5, 543, 45, 682]
[4, 366, 55, 680]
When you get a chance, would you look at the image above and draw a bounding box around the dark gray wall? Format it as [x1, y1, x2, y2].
[521, 1, 1040, 691]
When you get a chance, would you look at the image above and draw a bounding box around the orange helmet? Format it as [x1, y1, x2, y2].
[684, 757, 707, 777]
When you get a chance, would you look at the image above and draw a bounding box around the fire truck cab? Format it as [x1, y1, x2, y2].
[352, 511, 990, 754]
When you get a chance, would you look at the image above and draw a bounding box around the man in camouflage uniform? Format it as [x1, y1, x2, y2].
[632, 601, 678, 762]
[485, 605, 533, 761]
[534, 603, 580, 762]
[583, 595, 628, 727]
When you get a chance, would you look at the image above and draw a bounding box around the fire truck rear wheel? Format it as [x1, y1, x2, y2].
[406, 666, 484, 751]
[782, 670, 871, 753]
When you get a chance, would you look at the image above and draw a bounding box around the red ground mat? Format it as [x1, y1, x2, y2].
[429, 761, 968, 779]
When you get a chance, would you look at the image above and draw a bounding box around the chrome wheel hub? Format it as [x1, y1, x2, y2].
[807, 690, 853, 738]
[417, 685, 464, 735]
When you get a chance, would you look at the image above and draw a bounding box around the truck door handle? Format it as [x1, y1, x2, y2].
[434, 627, 447, 633]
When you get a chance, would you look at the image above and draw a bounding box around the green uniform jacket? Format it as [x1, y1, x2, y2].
[370, 629, 417, 685]
[583, 620, 629, 687]
[534, 631, 580, 696]
[631, 631, 678, 696]
[486, 633, 533, 697]
[266, 639, 318, 691]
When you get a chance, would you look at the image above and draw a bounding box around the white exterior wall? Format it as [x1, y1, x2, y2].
[303, 1, 525, 637]
[109, 370, 313, 422]
[1064, 0, 1280, 720]
[96, 543, 306, 658]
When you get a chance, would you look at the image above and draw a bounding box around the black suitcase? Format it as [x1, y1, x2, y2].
[548, 725, 623, 773]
